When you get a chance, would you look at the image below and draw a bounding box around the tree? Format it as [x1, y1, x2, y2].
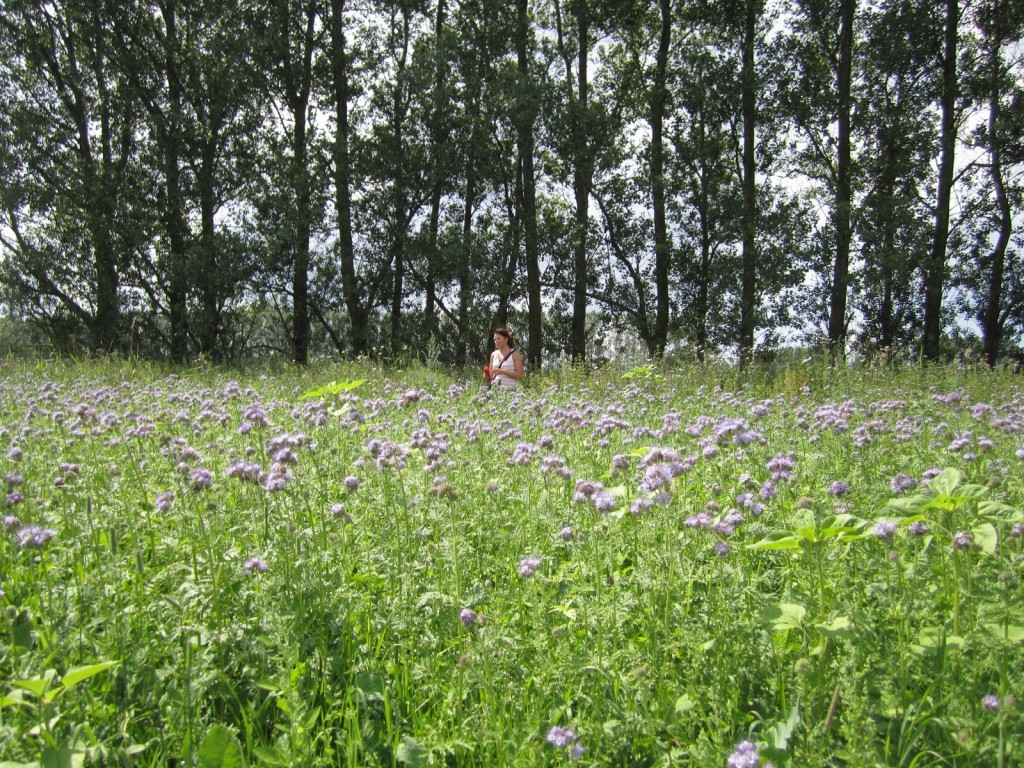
[922, 0, 959, 361]
[0, 0, 141, 352]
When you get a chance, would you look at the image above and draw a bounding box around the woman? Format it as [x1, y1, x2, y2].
[488, 328, 523, 389]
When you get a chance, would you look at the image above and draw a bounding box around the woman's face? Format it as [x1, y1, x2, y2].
[493, 333, 508, 350]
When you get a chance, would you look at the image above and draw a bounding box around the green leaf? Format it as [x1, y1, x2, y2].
[979, 500, 1017, 517]
[675, 694, 696, 714]
[761, 603, 807, 632]
[12, 613, 35, 652]
[747, 532, 802, 551]
[765, 703, 800, 750]
[198, 725, 247, 768]
[928, 468, 962, 498]
[251, 746, 287, 767]
[12, 678, 50, 697]
[60, 662, 118, 692]
[396, 736, 428, 767]
[816, 615, 854, 640]
[883, 495, 930, 513]
[971, 522, 998, 555]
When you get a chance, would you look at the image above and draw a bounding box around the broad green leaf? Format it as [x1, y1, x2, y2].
[251, 746, 287, 767]
[198, 724, 247, 768]
[928, 468, 962, 498]
[816, 615, 854, 641]
[60, 661, 118, 691]
[12, 678, 50, 697]
[765, 703, 800, 750]
[955, 484, 988, 500]
[747, 532, 802, 551]
[979, 500, 1017, 517]
[761, 603, 807, 632]
[396, 736, 428, 767]
[675, 694, 695, 714]
[882, 496, 930, 513]
[981, 623, 1024, 643]
[971, 522, 998, 555]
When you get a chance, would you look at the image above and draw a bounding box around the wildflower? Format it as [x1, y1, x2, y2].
[4, 515, 22, 529]
[1009, 522, 1024, 539]
[873, 521, 898, 542]
[982, 694, 1000, 712]
[559, 526, 575, 541]
[545, 725, 578, 749]
[653, 491, 672, 507]
[459, 608, 483, 628]
[630, 498, 653, 515]
[715, 541, 731, 556]
[155, 491, 175, 512]
[244, 557, 268, 574]
[727, 740, 760, 768]
[190, 468, 213, 489]
[570, 743, 585, 761]
[5, 492, 23, 507]
[7, 447, 23, 462]
[890, 474, 917, 494]
[907, 521, 931, 536]
[592, 491, 616, 513]
[330, 503, 352, 523]
[953, 530, 973, 550]
[759, 481, 777, 500]
[519, 556, 541, 578]
[827, 481, 849, 497]
[16, 524, 57, 549]
[344, 475, 359, 491]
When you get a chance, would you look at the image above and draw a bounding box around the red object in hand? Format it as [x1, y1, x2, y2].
[483, 365, 493, 383]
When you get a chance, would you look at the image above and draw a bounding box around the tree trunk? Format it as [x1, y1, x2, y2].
[162, 0, 189, 363]
[981, 0, 1011, 368]
[517, 0, 542, 369]
[650, 0, 672, 360]
[197, 127, 220, 358]
[738, 0, 758, 366]
[389, 8, 412, 357]
[424, 0, 447, 336]
[330, 0, 368, 356]
[827, 0, 855, 360]
[922, 0, 958, 361]
[287, 3, 316, 365]
[569, 7, 592, 363]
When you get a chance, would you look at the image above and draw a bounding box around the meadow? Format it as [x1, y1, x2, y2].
[0, 359, 1021, 767]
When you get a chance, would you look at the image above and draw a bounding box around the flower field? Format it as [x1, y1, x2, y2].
[0, 360, 1022, 767]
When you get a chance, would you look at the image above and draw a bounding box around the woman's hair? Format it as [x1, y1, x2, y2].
[494, 328, 515, 348]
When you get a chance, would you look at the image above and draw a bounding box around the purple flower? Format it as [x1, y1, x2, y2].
[3, 515, 21, 529]
[460, 608, 482, 628]
[155, 491, 175, 512]
[592, 491, 616, 513]
[715, 541, 731, 556]
[545, 725, 578, 749]
[907, 521, 931, 536]
[7, 447, 23, 462]
[244, 557, 268, 574]
[874, 521, 898, 542]
[1010, 522, 1024, 539]
[190, 468, 213, 489]
[982, 694, 1000, 712]
[5, 492, 24, 507]
[630, 498, 653, 515]
[759, 481, 777, 500]
[16, 524, 57, 549]
[890, 474, 917, 494]
[519, 556, 541, 578]
[727, 740, 760, 768]
[953, 530, 974, 550]
[570, 742, 585, 761]
[827, 481, 849, 497]
[344, 475, 359, 491]
[330, 503, 352, 523]
[559, 526, 575, 541]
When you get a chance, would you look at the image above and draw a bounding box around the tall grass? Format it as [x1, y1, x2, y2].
[0, 357, 1021, 767]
